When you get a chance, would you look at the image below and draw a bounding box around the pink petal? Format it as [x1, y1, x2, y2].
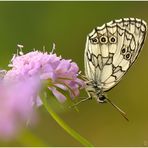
[48, 87, 66, 103]
[54, 84, 67, 90]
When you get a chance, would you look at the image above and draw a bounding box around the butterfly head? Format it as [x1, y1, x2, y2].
[97, 95, 107, 103]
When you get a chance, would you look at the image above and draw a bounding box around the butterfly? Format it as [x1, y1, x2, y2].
[77, 18, 147, 120]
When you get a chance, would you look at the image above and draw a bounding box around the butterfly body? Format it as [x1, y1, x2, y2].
[84, 18, 147, 104]
[85, 79, 107, 103]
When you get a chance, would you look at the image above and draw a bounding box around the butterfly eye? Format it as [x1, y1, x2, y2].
[99, 36, 108, 44]
[125, 52, 131, 60]
[109, 36, 117, 44]
[91, 37, 99, 44]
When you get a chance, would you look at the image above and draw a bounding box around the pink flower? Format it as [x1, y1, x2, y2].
[0, 48, 84, 139]
[5, 51, 85, 103]
[0, 78, 38, 140]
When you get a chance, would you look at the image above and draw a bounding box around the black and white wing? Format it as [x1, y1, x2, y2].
[84, 18, 147, 91]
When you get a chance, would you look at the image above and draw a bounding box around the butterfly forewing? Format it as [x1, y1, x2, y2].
[85, 18, 147, 91]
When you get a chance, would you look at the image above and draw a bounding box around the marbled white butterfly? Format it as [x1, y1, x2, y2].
[78, 18, 147, 120]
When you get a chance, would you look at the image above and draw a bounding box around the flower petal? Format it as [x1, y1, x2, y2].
[48, 87, 66, 103]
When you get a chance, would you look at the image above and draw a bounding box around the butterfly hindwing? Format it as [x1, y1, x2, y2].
[84, 18, 147, 91]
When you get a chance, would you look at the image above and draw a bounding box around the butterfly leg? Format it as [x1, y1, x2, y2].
[70, 92, 92, 107]
[79, 73, 89, 81]
[70, 97, 92, 108]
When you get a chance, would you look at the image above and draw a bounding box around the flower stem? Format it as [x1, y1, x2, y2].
[41, 95, 94, 147]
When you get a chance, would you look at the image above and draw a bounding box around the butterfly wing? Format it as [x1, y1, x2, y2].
[84, 18, 147, 91]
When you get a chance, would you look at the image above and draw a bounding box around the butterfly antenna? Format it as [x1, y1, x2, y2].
[106, 98, 129, 121]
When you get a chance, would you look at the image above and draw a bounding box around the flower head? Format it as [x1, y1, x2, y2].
[5, 50, 84, 103]
[0, 47, 85, 140]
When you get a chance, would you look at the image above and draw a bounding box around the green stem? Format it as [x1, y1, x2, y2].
[41, 96, 94, 147]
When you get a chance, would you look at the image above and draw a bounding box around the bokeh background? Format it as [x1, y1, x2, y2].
[0, 1, 148, 147]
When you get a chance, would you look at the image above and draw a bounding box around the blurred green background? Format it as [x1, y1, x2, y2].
[0, 1, 148, 147]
